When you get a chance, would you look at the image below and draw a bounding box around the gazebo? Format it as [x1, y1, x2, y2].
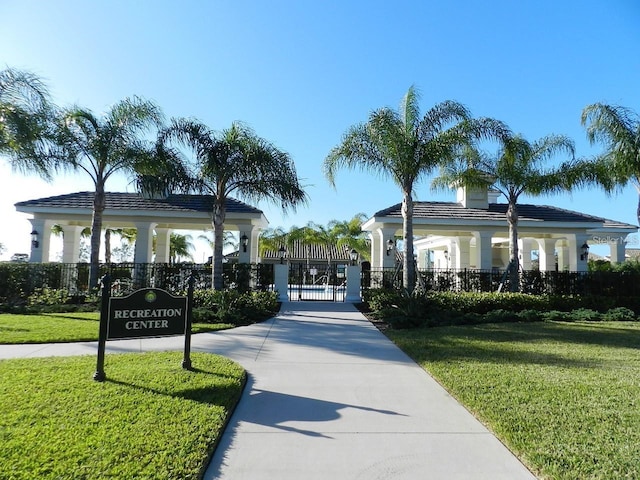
[15, 192, 268, 264]
[363, 186, 637, 272]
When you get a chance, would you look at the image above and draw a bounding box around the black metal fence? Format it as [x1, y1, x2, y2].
[0, 262, 274, 301]
[364, 267, 640, 297]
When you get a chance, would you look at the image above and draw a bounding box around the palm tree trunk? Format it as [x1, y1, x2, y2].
[507, 201, 520, 292]
[402, 190, 415, 292]
[212, 200, 226, 290]
[104, 229, 111, 264]
[89, 185, 105, 288]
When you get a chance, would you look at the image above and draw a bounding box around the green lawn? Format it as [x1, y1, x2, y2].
[387, 321, 640, 480]
[0, 312, 233, 344]
[0, 351, 245, 479]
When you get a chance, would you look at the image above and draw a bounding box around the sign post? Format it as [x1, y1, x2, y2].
[94, 276, 191, 382]
[93, 274, 111, 382]
[182, 274, 195, 370]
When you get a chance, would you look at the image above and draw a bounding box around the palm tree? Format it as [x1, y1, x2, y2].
[0, 67, 56, 178]
[159, 120, 307, 290]
[324, 85, 508, 292]
[581, 103, 640, 224]
[105, 228, 137, 263]
[433, 134, 577, 291]
[169, 233, 194, 264]
[328, 213, 370, 261]
[56, 97, 164, 287]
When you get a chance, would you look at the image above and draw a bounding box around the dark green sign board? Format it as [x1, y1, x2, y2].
[94, 275, 195, 382]
[107, 288, 187, 340]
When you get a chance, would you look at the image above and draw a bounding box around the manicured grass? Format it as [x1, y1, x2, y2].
[0, 313, 233, 344]
[387, 321, 640, 480]
[0, 351, 245, 479]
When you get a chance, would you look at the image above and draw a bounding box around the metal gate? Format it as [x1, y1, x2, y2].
[288, 262, 346, 301]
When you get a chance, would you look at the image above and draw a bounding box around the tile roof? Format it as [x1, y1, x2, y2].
[15, 192, 263, 214]
[261, 240, 353, 262]
[373, 201, 637, 229]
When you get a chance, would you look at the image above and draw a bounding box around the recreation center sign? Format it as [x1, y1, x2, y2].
[107, 289, 187, 339]
[94, 274, 195, 381]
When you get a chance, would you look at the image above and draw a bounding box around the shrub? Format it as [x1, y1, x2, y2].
[191, 289, 278, 326]
[603, 307, 636, 322]
[568, 308, 602, 322]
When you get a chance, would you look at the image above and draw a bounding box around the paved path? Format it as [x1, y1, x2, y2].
[1, 302, 537, 479]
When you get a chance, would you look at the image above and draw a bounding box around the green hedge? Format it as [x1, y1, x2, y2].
[192, 289, 279, 326]
[362, 288, 640, 329]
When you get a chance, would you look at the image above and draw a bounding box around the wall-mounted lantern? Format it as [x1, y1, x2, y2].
[240, 233, 248, 252]
[580, 242, 589, 261]
[386, 239, 395, 256]
[30, 230, 39, 249]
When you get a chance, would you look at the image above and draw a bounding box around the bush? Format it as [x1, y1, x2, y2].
[603, 307, 636, 322]
[361, 289, 640, 329]
[191, 289, 278, 326]
[567, 308, 602, 322]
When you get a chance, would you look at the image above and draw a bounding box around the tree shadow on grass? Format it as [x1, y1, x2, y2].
[390, 321, 640, 369]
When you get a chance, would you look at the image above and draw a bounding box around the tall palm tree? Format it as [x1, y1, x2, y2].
[324, 85, 508, 292]
[159, 120, 307, 290]
[0, 67, 56, 178]
[433, 134, 577, 290]
[581, 103, 640, 224]
[56, 97, 164, 287]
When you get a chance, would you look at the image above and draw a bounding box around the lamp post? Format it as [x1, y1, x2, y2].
[349, 248, 359, 266]
[278, 245, 287, 264]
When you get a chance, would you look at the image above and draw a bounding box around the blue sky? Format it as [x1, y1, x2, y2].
[1, 0, 639, 260]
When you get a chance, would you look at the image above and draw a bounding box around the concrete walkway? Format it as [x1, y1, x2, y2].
[1, 302, 536, 479]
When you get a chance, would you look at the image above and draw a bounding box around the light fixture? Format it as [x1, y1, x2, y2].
[240, 233, 248, 252]
[386, 238, 395, 256]
[30, 229, 39, 249]
[349, 248, 359, 266]
[580, 242, 589, 261]
[278, 245, 287, 264]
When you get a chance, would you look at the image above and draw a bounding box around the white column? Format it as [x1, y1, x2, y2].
[28, 219, 53, 263]
[133, 222, 157, 264]
[537, 238, 557, 272]
[609, 237, 626, 264]
[557, 244, 568, 271]
[155, 227, 171, 263]
[474, 231, 494, 270]
[345, 265, 362, 302]
[455, 237, 471, 269]
[274, 264, 289, 302]
[519, 238, 533, 270]
[249, 228, 261, 263]
[61, 226, 85, 263]
[369, 232, 381, 269]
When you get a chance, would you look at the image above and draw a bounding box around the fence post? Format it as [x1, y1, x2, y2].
[345, 265, 362, 302]
[274, 264, 289, 302]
